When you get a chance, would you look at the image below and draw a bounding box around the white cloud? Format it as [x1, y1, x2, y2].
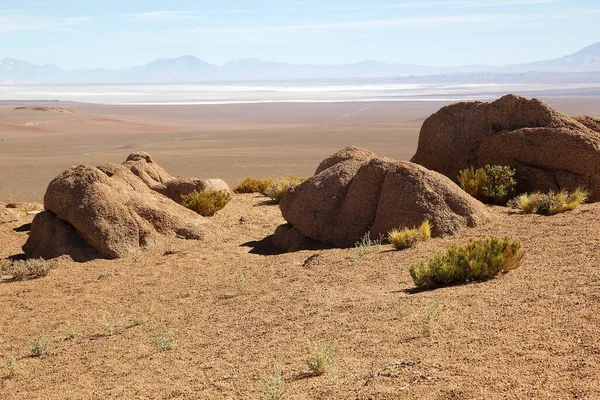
[0, 13, 91, 32]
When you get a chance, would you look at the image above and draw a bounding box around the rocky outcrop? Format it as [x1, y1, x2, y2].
[273, 147, 490, 251]
[411, 94, 600, 201]
[22, 153, 221, 261]
[123, 152, 231, 203]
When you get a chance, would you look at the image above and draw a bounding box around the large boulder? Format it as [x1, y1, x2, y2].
[411, 94, 600, 201]
[23, 163, 211, 260]
[273, 147, 490, 251]
[123, 152, 230, 203]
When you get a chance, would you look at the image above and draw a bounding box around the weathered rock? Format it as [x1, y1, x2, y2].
[23, 211, 100, 262]
[274, 147, 489, 251]
[122, 151, 231, 202]
[411, 94, 600, 201]
[24, 164, 209, 259]
[158, 178, 231, 204]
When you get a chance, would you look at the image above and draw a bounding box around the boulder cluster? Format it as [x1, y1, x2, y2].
[22, 153, 229, 261]
[274, 94, 600, 251]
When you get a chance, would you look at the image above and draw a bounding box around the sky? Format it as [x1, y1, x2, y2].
[0, 0, 599, 70]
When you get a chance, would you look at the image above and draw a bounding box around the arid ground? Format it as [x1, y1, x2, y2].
[0, 99, 599, 399]
[1, 99, 599, 202]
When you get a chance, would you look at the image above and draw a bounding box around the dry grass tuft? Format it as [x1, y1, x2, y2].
[264, 177, 306, 202]
[233, 178, 273, 195]
[388, 220, 431, 250]
[257, 364, 286, 400]
[509, 188, 588, 215]
[306, 340, 335, 376]
[410, 237, 524, 290]
[0, 258, 54, 282]
[181, 189, 231, 216]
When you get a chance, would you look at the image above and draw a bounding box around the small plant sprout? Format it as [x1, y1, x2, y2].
[257, 364, 286, 400]
[30, 331, 52, 357]
[306, 340, 335, 376]
[155, 330, 175, 351]
[3, 355, 18, 378]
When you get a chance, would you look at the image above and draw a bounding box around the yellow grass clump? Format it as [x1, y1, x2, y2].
[510, 188, 588, 215]
[233, 178, 273, 195]
[388, 220, 431, 250]
[264, 176, 306, 202]
[181, 190, 231, 216]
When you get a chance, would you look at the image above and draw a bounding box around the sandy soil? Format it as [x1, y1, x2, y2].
[1, 98, 599, 202]
[0, 193, 599, 399]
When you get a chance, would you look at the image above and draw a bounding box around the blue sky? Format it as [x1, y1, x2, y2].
[0, 0, 599, 69]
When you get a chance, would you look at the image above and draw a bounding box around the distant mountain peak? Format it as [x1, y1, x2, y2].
[576, 41, 600, 55]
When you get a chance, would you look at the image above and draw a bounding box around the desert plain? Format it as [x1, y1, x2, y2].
[0, 98, 599, 399]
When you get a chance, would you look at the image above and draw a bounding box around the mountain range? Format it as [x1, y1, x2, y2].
[1, 42, 599, 84]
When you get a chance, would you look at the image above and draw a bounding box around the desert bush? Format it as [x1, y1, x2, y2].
[458, 165, 517, 205]
[306, 340, 335, 376]
[388, 220, 431, 250]
[264, 176, 306, 202]
[409, 237, 524, 290]
[233, 178, 273, 195]
[508, 188, 588, 215]
[181, 189, 231, 216]
[0, 258, 53, 282]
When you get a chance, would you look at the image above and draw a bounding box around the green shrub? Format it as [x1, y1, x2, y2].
[409, 237, 524, 290]
[509, 188, 588, 215]
[458, 165, 517, 205]
[181, 190, 231, 216]
[264, 176, 305, 202]
[233, 178, 273, 195]
[388, 220, 431, 250]
[306, 340, 335, 376]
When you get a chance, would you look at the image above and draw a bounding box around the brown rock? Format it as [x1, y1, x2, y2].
[24, 164, 209, 259]
[122, 151, 231, 203]
[23, 211, 100, 262]
[411, 94, 600, 201]
[274, 147, 489, 251]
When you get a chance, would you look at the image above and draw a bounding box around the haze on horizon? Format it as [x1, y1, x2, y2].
[1, 0, 599, 70]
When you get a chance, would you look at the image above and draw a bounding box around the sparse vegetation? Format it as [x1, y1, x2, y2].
[103, 322, 122, 336]
[306, 340, 335, 376]
[350, 232, 383, 262]
[233, 178, 273, 195]
[0, 258, 54, 282]
[421, 301, 439, 337]
[458, 165, 517, 205]
[264, 176, 306, 202]
[409, 237, 524, 290]
[3, 355, 18, 378]
[235, 276, 247, 295]
[6, 202, 43, 213]
[508, 188, 588, 215]
[155, 330, 175, 351]
[388, 220, 431, 250]
[181, 189, 231, 216]
[257, 364, 286, 400]
[30, 331, 52, 357]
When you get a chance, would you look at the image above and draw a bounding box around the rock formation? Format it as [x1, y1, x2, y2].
[22, 153, 222, 261]
[411, 94, 600, 201]
[273, 147, 490, 251]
